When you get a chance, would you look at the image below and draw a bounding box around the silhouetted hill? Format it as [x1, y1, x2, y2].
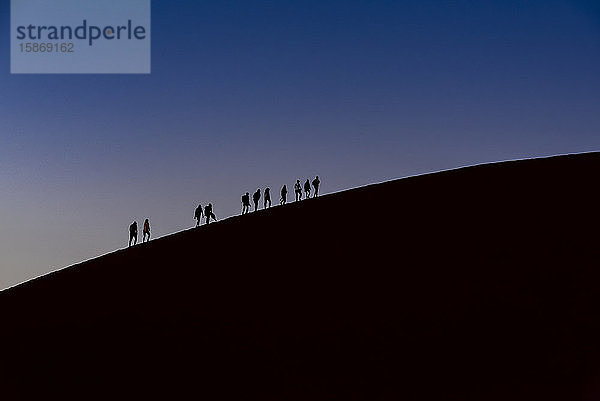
[2, 153, 600, 400]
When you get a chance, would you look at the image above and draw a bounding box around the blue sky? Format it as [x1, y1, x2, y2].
[1, 0, 599, 289]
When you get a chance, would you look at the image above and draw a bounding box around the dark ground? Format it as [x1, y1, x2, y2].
[1, 152, 600, 400]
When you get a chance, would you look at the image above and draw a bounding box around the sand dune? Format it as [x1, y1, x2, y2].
[2, 152, 600, 400]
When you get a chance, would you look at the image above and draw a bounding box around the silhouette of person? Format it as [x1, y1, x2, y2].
[312, 176, 320, 197]
[143, 219, 150, 243]
[280, 184, 288, 205]
[253, 189, 261, 211]
[204, 203, 216, 224]
[241, 192, 250, 215]
[264, 187, 271, 209]
[304, 179, 311, 199]
[194, 204, 203, 227]
[129, 221, 137, 247]
[294, 180, 302, 201]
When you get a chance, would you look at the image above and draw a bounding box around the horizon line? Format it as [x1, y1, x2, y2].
[2, 149, 598, 293]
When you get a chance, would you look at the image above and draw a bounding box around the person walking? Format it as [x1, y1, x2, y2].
[204, 203, 217, 224]
[128, 221, 138, 247]
[264, 187, 272, 209]
[304, 179, 311, 199]
[312, 176, 320, 197]
[253, 189, 261, 211]
[194, 204, 203, 227]
[142, 218, 150, 243]
[294, 180, 302, 201]
[280, 185, 288, 205]
[241, 192, 250, 215]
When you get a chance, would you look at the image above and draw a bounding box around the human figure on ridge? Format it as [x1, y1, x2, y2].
[294, 180, 302, 201]
[304, 179, 311, 199]
[312, 176, 320, 197]
[253, 189, 261, 211]
[194, 204, 203, 227]
[241, 192, 250, 215]
[129, 221, 138, 247]
[204, 203, 216, 225]
[143, 218, 150, 243]
[264, 187, 271, 209]
[280, 185, 288, 205]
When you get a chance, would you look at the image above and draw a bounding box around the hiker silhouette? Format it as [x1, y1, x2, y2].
[128, 221, 138, 247]
[143, 219, 150, 243]
[304, 179, 311, 199]
[194, 204, 203, 227]
[294, 180, 302, 201]
[253, 189, 261, 211]
[312, 176, 320, 197]
[280, 185, 288, 205]
[241, 192, 250, 215]
[204, 203, 217, 224]
[264, 187, 271, 209]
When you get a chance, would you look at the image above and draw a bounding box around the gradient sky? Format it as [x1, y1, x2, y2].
[1, 0, 599, 289]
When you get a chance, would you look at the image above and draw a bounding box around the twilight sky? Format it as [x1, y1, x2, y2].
[1, 0, 599, 289]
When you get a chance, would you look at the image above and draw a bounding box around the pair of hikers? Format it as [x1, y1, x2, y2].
[241, 188, 272, 214]
[129, 219, 151, 247]
[294, 176, 320, 201]
[195, 203, 217, 226]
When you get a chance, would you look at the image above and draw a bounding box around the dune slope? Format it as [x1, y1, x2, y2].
[2, 152, 600, 400]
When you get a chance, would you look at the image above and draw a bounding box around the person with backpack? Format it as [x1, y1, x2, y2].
[142, 219, 151, 242]
[128, 221, 138, 247]
[253, 189, 261, 211]
[204, 203, 216, 224]
[264, 187, 272, 209]
[280, 184, 288, 205]
[194, 204, 203, 227]
[312, 176, 320, 197]
[241, 192, 251, 215]
[304, 179, 311, 199]
[294, 180, 302, 201]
